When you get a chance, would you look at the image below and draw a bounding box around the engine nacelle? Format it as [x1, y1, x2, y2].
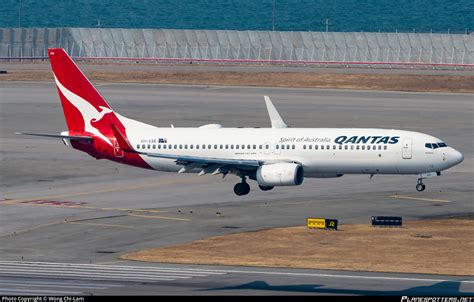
[256, 163, 304, 186]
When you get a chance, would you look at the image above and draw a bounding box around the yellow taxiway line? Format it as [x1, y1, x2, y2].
[389, 195, 452, 203]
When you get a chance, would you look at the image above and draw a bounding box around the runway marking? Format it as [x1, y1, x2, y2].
[93, 260, 131, 265]
[0, 261, 470, 284]
[5, 200, 169, 214]
[0, 282, 109, 289]
[0, 221, 64, 239]
[0, 288, 81, 295]
[390, 195, 452, 203]
[256, 195, 384, 207]
[67, 221, 134, 229]
[4, 177, 206, 205]
[129, 214, 191, 221]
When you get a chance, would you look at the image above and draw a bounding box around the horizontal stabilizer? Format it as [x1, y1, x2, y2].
[15, 132, 93, 141]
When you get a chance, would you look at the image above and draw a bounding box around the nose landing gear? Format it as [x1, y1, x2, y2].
[416, 177, 426, 192]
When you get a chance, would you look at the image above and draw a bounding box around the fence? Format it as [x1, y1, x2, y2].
[1, 28, 473, 66]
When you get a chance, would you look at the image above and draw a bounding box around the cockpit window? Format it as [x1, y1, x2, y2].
[425, 142, 447, 149]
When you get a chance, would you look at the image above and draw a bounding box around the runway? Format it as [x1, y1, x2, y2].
[1, 261, 473, 295]
[0, 82, 473, 295]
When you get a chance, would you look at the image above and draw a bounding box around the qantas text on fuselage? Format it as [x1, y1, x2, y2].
[18, 48, 464, 196]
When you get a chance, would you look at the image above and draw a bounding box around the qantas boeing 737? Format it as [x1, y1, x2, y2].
[18, 49, 464, 196]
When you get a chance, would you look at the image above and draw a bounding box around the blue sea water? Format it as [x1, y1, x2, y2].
[0, 0, 472, 33]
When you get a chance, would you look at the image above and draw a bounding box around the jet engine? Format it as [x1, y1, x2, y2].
[256, 163, 304, 186]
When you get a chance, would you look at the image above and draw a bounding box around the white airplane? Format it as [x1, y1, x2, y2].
[19, 48, 464, 196]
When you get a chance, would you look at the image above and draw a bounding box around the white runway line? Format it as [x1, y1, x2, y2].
[0, 288, 81, 295]
[0, 261, 225, 283]
[2, 261, 471, 285]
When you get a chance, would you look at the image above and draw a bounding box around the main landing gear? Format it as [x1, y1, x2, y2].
[416, 177, 426, 192]
[234, 178, 250, 196]
[259, 185, 274, 191]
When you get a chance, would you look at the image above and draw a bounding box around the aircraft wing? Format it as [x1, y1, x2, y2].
[138, 151, 262, 175]
[113, 125, 261, 175]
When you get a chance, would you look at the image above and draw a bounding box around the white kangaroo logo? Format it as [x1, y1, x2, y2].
[54, 76, 113, 146]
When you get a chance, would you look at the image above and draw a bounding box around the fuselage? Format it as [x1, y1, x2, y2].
[121, 119, 463, 177]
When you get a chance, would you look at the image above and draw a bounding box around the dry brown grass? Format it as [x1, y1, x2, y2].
[121, 218, 474, 276]
[1, 69, 474, 93]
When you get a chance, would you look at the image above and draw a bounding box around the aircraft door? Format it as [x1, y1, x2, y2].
[402, 138, 412, 159]
[113, 138, 125, 158]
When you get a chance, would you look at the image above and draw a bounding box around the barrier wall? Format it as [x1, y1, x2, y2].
[1, 28, 473, 66]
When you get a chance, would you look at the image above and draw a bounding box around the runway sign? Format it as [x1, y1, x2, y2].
[307, 218, 338, 230]
[371, 216, 402, 227]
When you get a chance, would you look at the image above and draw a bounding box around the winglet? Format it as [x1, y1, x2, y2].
[264, 96, 288, 128]
[110, 124, 135, 152]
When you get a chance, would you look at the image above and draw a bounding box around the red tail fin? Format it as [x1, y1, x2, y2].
[48, 48, 117, 145]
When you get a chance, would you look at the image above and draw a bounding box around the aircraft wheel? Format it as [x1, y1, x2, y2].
[234, 182, 250, 196]
[416, 183, 426, 192]
[259, 185, 274, 191]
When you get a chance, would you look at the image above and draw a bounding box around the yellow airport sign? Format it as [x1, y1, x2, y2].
[307, 218, 326, 229]
[307, 218, 338, 230]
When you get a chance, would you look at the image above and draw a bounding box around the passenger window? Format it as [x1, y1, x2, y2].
[384, 146, 387, 150]
[168, 145, 172, 149]
[173, 144, 177, 149]
[259, 145, 262, 149]
[158, 145, 161, 149]
[378, 145, 382, 150]
[333, 145, 336, 150]
[163, 145, 167, 149]
[292, 145, 295, 149]
[184, 145, 187, 149]
[253, 145, 257, 149]
[220, 145, 223, 149]
[137, 144, 140, 149]
[202, 144, 205, 149]
[276, 145, 279, 150]
[266, 145, 269, 149]
[153, 145, 156, 149]
[314, 145, 317, 150]
[236, 145, 239, 149]
[147, 144, 150, 149]
[344, 145, 348, 150]
[367, 145, 371, 150]
[362, 145, 365, 150]
[308, 145, 312, 150]
[356, 145, 360, 150]
[225, 145, 228, 149]
[247, 145, 251, 149]
[231, 145, 234, 149]
[214, 144, 217, 149]
[303, 145, 306, 150]
[208, 144, 211, 149]
[339, 145, 342, 150]
[351, 145, 354, 150]
[327, 145, 330, 150]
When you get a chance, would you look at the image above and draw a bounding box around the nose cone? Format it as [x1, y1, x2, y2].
[448, 148, 464, 167]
